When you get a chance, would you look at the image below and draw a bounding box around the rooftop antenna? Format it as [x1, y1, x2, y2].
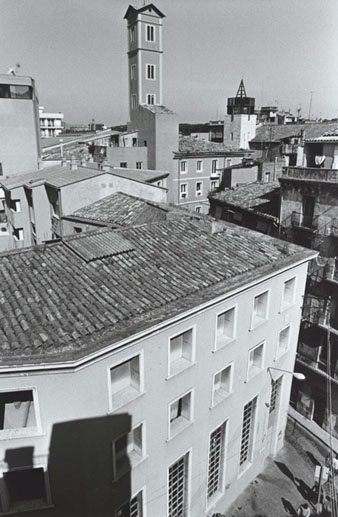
[6, 62, 21, 75]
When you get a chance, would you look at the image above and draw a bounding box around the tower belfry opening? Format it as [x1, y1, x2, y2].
[227, 80, 255, 116]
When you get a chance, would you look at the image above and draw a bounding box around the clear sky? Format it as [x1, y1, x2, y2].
[1, 0, 337, 125]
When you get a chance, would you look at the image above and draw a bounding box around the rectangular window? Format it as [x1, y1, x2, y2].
[130, 26, 136, 42]
[212, 364, 233, 406]
[207, 422, 227, 501]
[146, 64, 155, 80]
[247, 343, 264, 380]
[127, 423, 144, 466]
[216, 307, 236, 348]
[210, 180, 218, 192]
[278, 326, 290, 355]
[252, 291, 269, 328]
[131, 94, 137, 109]
[168, 453, 189, 517]
[146, 93, 155, 105]
[110, 355, 142, 409]
[195, 206, 201, 214]
[146, 24, 155, 42]
[195, 182, 202, 196]
[196, 160, 203, 172]
[269, 377, 282, 415]
[282, 278, 296, 309]
[112, 434, 129, 480]
[169, 329, 194, 376]
[120, 162, 127, 168]
[239, 397, 257, 470]
[180, 161, 187, 173]
[169, 391, 192, 438]
[9, 85, 33, 99]
[180, 183, 187, 199]
[211, 159, 218, 174]
[0, 389, 40, 438]
[136, 162, 142, 169]
[115, 491, 144, 517]
[226, 158, 232, 167]
[13, 227, 24, 241]
[2, 468, 48, 513]
[11, 199, 21, 212]
[131, 64, 136, 80]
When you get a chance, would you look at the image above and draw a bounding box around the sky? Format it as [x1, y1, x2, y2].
[1, 0, 337, 125]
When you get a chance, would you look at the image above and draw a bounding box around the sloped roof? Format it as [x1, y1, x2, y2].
[142, 104, 175, 115]
[69, 192, 176, 226]
[0, 219, 314, 366]
[177, 136, 245, 156]
[124, 3, 165, 20]
[210, 182, 280, 211]
[0, 165, 103, 190]
[252, 122, 338, 143]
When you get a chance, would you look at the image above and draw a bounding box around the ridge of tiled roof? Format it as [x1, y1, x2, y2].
[68, 192, 170, 226]
[210, 182, 280, 210]
[177, 136, 242, 154]
[252, 122, 338, 143]
[0, 219, 314, 366]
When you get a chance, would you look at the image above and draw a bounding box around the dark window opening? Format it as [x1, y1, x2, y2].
[0, 390, 36, 430]
[0, 84, 33, 99]
[120, 162, 127, 168]
[4, 468, 47, 511]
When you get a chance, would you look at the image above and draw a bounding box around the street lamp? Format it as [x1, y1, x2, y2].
[267, 367, 305, 381]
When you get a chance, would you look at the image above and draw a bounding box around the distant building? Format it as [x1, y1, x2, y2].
[224, 80, 257, 150]
[39, 107, 64, 138]
[0, 74, 41, 177]
[258, 105, 278, 124]
[173, 136, 252, 213]
[0, 217, 314, 516]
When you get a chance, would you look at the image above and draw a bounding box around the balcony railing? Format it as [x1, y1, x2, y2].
[282, 166, 338, 183]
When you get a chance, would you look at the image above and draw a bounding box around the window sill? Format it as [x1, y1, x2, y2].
[166, 360, 196, 380]
[213, 337, 235, 352]
[274, 348, 288, 361]
[245, 367, 263, 383]
[0, 429, 44, 440]
[279, 303, 294, 313]
[211, 389, 232, 408]
[129, 451, 148, 469]
[109, 390, 146, 413]
[1, 503, 54, 515]
[206, 490, 224, 510]
[167, 420, 193, 442]
[250, 318, 267, 331]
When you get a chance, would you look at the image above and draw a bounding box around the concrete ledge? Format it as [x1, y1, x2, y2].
[288, 405, 338, 454]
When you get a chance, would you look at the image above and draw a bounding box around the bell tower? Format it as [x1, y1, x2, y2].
[124, 4, 165, 122]
[224, 80, 256, 149]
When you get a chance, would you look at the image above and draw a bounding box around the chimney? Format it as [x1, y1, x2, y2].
[101, 159, 110, 172]
[80, 158, 87, 167]
[88, 154, 94, 163]
[61, 158, 68, 168]
[70, 156, 78, 170]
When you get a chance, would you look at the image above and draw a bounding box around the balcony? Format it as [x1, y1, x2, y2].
[210, 170, 221, 179]
[324, 258, 338, 284]
[291, 211, 317, 231]
[282, 166, 338, 183]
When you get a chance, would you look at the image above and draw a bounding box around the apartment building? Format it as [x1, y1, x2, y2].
[0, 162, 167, 251]
[39, 107, 64, 138]
[173, 137, 255, 213]
[0, 218, 314, 516]
[280, 131, 338, 439]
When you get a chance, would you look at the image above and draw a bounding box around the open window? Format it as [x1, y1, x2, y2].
[0, 389, 41, 438]
[110, 355, 143, 410]
[169, 391, 193, 438]
[169, 328, 194, 376]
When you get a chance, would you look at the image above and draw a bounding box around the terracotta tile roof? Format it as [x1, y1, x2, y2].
[0, 220, 314, 366]
[142, 105, 175, 115]
[0, 166, 103, 190]
[64, 228, 134, 261]
[177, 136, 244, 155]
[210, 182, 280, 210]
[252, 122, 338, 143]
[69, 192, 170, 226]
